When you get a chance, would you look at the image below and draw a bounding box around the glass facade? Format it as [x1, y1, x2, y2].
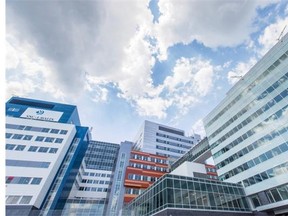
[125, 174, 251, 216]
[84, 141, 119, 171]
[58, 140, 119, 216]
[203, 32, 288, 213]
[250, 183, 288, 208]
[171, 137, 210, 171]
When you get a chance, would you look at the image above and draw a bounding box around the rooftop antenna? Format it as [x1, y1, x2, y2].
[277, 25, 287, 42]
[230, 75, 243, 80]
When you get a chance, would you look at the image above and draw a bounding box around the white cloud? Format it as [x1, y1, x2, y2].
[190, 119, 206, 139]
[6, 34, 66, 100]
[154, 0, 278, 60]
[136, 97, 171, 119]
[258, 16, 288, 56]
[227, 57, 257, 85]
[118, 56, 215, 119]
[6, 40, 19, 69]
[6, 0, 283, 121]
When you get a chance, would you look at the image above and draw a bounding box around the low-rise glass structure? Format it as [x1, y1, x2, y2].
[125, 174, 251, 216]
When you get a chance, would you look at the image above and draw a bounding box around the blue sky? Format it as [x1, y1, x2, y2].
[5, 0, 288, 143]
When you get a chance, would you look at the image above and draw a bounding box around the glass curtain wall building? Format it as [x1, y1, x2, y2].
[203, 33, 288, 215]
[61, 140, 120, 216]
[125, 174, 252, 216]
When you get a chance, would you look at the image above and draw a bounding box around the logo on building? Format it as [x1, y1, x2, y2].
[36, 110, 45, 115]
[20, 108, 63, 122]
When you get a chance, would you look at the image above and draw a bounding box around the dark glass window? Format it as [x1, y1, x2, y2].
[28, 146, 38, 152]
[251, 195, 262, 207]
[9, 99, 54, 109]
[6, 133, 13, 139]
[23, 135, 33, 140]
[279, 143, 288, 152]
[60, 130, 68, 135]
[50, 129, 60, 134]
[35, 136, 45, 142]
[41, 128, 50, 133]
[6, 159, 50, 168]
[44, 137, 55, 143]
[159, 126, 184, 136]
[270, 189, 282, 202]
[15, 145, 25, 151]
[55, 138, 63, 143]
[19, 177, 31, 184]
[6, 144, 16, 150]
[49, 148, 58, 154]
[24, 126, 32, 131]
[12, 134, 24, 139]
[31, 178, 42, 185]
[38, 147, 49, 153]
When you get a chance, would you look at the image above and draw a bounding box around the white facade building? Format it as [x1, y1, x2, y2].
[133, 120, 201, 162]
[203, 34, 288, 215]
[6, 116, 76, 208]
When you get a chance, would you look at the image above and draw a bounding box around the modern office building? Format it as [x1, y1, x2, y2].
[5, 97, 90, 216]
[203, 33, 288, 215]
[106, 141, 134, 216]
[133, 120, 201, 163]
[124, 150, 169, 204]
[60, 140, 120, 216]
[171, 137, 211, 171]
[125, 174, 252, 216]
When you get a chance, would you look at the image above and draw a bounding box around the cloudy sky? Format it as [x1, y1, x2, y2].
[6, 0, 288, 143]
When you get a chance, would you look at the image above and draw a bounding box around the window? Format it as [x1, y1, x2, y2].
[55, 138, 63, 143]
[8, 107, 20, 112]
[6, 133, 13, 139]
[60, 130, 68, 135]
[28, 146, 38, 152]
[38, 147, 49, 153]
[6, 196, 21, 204]
[35, 136, 45, 142]
[49, 148, 58, 154]
[251, 195, 262, 208]
[44, 137, 55, 143]
[270, 189, 282, 202]
[41, 128, 50, 133]
[19, 196, 32, 204]
[15, 145, 26, 151]
[279, 185, 288, 200]
[24, 126, 32, 131]
[6, 176, 14, 184]
[6, 159, 50, 168]
[50, 129, 60, 134]
[19, 177, 31, 184]
[23, 135, 33, 141]
[91, 187, 97, 191]
[6, 144, 16, 150]
[12, 134, 24, 140]
[31, 178, 42, 185]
